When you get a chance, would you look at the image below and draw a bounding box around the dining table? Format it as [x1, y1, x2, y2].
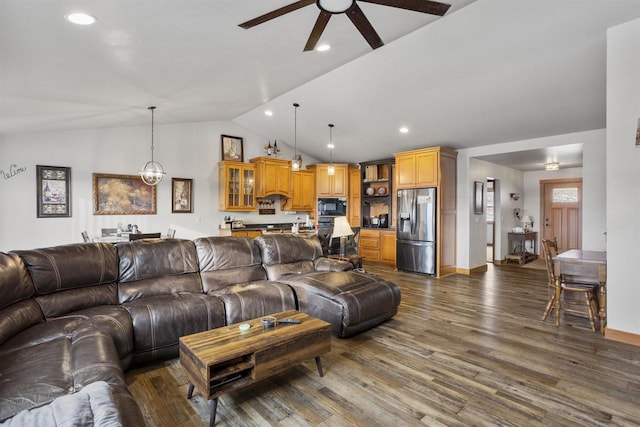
[553, 249, 607, 333]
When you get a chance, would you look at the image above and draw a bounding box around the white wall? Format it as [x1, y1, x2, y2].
[457, 129, 606, 271]
[606, 17, 640, 336]
[0, 120, 319, 251]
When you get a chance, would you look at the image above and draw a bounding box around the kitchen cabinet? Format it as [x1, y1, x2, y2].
[283, 169, 315, 212]
[308, 164, 348, 198]
[348, 166, 361, 227]
[393, 146, 458, 277]
[359, 229, 395, 266]
[249, 157, 291, 197]
[395, 148, 439, 189]
[218, 161, 255, 211]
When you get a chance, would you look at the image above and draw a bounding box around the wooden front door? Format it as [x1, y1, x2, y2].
[541, 179, 582, 253]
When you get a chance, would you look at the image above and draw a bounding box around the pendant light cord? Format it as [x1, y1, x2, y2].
[149, 106, 156, 162]
[293, 103, 299, 156]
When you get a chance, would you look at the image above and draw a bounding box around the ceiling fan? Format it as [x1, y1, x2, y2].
[239, 0, 451, 51]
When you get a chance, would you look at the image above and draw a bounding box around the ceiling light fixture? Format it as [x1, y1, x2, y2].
[139, 106, 166, 186]
[317, 0, 355, 13]
[316, 44, 331, 52]
[545, 162, 560, 171]
[264, 110, 273, 116]
[66, 12, 97, 25]
[399, 127, 409, 134]
[291, 103, 302, 171]
[327, 124, 335, 176]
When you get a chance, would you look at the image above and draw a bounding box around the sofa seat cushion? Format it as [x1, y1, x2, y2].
[278, 271, 401, 338]
[0, 381, 144, 427]
[0, 325, 125, 422]
[210, 280, 297, 325]
[122, 293, 225, 366]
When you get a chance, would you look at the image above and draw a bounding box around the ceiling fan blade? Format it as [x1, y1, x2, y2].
[346, 4, 384, 50]
[239, 0, 315, 29]
[304, 11, 331, 51]
[359, 0, 451, 16]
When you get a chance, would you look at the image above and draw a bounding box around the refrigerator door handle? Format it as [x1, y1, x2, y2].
[411, 191, 417, 236]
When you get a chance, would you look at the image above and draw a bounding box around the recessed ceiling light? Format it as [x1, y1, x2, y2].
[264, 110, 273, 117]
[316, 44, 331, 52]
[66, 12, 97, 25]
[327, 143, 335, 149]
[399, 127, 409, 134]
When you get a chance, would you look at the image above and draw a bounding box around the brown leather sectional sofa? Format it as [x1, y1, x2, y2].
[0, 234, 401, 426]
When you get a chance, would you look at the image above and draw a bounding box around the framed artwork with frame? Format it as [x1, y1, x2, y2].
[221, 134, 243, 162]
[93, 173, 157, 215]
[172, 178, 193, 213]
[474, 181, 484, 215]
[37, 165, 71, 218]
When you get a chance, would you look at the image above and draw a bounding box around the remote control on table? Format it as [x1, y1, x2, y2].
[278, 319, 301, 324]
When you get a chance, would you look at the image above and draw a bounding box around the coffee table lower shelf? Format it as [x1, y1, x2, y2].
[179, 310, 331, 426]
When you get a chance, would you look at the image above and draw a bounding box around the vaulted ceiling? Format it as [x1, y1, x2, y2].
[2, 1, 640, 169]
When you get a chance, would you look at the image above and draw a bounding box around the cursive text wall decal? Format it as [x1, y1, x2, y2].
[0, 164, 27, 180]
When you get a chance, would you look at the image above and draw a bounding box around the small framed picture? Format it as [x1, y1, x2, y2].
[221, 134, 243, 162]
[37, 165, 71, 218]
[172, 178, 193, 213]
[474, 181, 484, 215]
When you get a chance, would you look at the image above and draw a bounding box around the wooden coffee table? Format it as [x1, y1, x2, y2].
[179, 310, 331, 426]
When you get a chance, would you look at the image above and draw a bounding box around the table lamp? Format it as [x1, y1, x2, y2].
[332, 216, 354, 256]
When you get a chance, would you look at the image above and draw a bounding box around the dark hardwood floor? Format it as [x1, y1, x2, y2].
[125, 263, 640, 426]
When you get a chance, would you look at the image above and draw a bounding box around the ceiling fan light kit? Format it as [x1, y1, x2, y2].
[239, 0, 451, 51]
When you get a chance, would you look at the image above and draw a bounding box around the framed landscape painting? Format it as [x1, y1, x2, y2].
[37, 165, 71, 218]
[93, 173, 157, 215]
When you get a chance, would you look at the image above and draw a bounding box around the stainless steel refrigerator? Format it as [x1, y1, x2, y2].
[396, 188, 436, 275]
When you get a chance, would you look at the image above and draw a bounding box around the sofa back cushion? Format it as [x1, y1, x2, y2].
[194, 236, 267, 292]
[12, 243, 119, 319]
[0, 253, 43, 346]
[116, 239, 202, 303]
[254, 234, 323, 280]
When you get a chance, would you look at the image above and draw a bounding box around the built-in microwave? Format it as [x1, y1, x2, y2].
[317, 198, 347, 217]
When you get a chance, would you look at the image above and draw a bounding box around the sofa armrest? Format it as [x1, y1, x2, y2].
[314, 257, 353, 272]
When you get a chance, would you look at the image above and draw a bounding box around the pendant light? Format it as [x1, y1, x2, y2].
[327, 124, 335, 176]
[139, 106, 165, 185]
[292, 103, 302, 171]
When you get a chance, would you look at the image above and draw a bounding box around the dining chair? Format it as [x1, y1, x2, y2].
[81, 231, 91, 243]
[167, 228, 176, 238]
[541, 238, 599, 331]
[129, 233, 162, 241]
[345, 227, 360, 255]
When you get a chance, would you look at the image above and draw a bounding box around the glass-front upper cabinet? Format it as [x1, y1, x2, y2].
[218, 161, 256, 211]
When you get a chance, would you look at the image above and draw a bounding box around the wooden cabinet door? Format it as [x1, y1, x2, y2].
[416, 150, 438, 187]
[315, 165, 332, 197]
[289, 170, 315, 211]
[395, 154, 415, 189]
[380, 231, 396, 265]
[219, 162, 255, 211]
[331, 165, 348, 197]
[274, 162, 291, 196]
[348, 167, 361, 227]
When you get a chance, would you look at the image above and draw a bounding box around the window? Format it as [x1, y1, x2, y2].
[552, 188, 579, 203]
